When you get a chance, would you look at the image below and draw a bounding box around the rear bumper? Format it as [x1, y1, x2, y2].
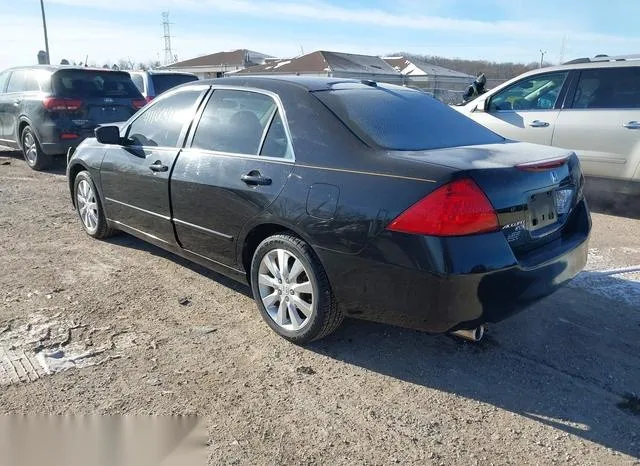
[318, 200, 590, 333]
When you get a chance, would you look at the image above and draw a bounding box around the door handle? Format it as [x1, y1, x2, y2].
[12, 99, 21, 107]
[623, 121, 640, 129]
[241, 172, 272, 186]
[149, 160, 168, 172]
[529, 120, 550, 128]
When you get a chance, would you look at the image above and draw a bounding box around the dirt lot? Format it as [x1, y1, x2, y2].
[1, 148, 639, 465]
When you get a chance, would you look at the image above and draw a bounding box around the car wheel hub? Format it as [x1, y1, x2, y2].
[76, 179, 99, 234]
[258, 248, 314, 331]
[23, 132, 37, 164]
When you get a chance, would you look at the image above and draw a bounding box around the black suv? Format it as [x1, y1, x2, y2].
[0, 66, 145, 170]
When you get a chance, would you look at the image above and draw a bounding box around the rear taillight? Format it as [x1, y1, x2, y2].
[387, 179, 499, 237]
[43, 97, 83, 112]
[516, 156, 568, 172]
[132, 99, 147, 109]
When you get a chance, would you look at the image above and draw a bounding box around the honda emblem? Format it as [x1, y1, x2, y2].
[550, 171, 558, 183]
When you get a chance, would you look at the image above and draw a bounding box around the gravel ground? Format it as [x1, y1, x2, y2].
[1, 148, 639, 465]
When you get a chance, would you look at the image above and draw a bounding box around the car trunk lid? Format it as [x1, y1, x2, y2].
[388, 142, 584, 255]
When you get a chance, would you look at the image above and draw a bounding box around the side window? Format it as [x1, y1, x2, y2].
[572, 67, 640, 109]
[191, 89, 278, 155]
[489, 72, 569, 112]
[6, 70, 26, 93]
[23, 72, 40, 92]
[127, 90, 201, 148]
[130, 74, 144, 93]
[0, 71, 10, 93]
[261, 111, 293, 158]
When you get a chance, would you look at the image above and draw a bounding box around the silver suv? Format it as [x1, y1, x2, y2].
[455, 55, 640, 196]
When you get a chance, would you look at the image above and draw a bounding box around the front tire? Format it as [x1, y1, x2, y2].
[73, 171, 114, 239]
[21, 126, 51, 170]
[250, 233, 343, 344]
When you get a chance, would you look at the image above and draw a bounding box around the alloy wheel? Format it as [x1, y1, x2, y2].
[23, 131, 38, 165]
[76, 179, 99, 234]
[258, 248, 314, 331]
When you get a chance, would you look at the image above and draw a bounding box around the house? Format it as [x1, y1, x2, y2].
[383, 56, 475, 103]
[235, 50, 404, 85]
[163, 49, 271, 79]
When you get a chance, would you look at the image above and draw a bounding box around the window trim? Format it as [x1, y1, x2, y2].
[184, 85, 296, 162]
[564, 67, 640, 111]
[487, 71, 571, 113]
[123, 85, 210, 150]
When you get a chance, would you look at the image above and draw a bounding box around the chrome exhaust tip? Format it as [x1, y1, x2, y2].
[450, 325, 486, 342]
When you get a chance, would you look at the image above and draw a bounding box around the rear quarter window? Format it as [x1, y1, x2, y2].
[314, 84, 504, 151]
[150, 74, 199, 95]
[52, 70, 142, 98]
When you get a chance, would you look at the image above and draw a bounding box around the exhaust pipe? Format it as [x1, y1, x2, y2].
[450, 325, 486, 342]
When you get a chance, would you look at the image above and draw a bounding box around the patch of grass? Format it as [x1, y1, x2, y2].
[617, 393, 640, 415]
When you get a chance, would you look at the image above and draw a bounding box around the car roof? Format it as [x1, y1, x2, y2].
[130, 70, 197, 76]
[521, 58, 640, 78]
[196, 75, 397, 92]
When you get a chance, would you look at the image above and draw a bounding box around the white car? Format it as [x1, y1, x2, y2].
[455, 55, 640, 196]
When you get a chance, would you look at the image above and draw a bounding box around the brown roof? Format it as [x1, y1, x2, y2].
[383, 56, 474, 79]
[165, 49, 269, 69]
[236, 51, 399, 76]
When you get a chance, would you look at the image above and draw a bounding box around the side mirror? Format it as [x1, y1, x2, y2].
[95, 125, 121, 145]
[473, 98, 488, 113]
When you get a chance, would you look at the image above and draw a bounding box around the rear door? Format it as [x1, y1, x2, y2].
[99, 87, 207, 244]
[0, 70, 13, 142]
[0, 70, 32, 144]
[50, 69, 144, 139]
[552, 66, 640, 180]
[472, 71, 570, 145]
[171, 88, 294, 266]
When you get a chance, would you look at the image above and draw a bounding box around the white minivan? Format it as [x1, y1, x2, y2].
[455, 55, 640, 197]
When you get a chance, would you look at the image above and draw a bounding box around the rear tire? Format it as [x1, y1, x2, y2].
[21, 126, 51, 171]
[73, 170, 114, 239]
[250, 233, 343, 344]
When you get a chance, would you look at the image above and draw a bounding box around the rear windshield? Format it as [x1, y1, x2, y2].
[52, 70, 142, 98]
[314, 84, 504, 151]
[151, 74, 198, 95]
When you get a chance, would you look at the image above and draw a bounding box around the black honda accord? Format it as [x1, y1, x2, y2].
[66, 76, 590, 343]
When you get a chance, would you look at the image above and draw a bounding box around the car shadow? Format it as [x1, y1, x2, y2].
[102, 230, 639, 456]
[586, 194, 640, 220]
[105, 233, 252, 298]
[0, 148, 67, 176]
[308, 271, 640, 458]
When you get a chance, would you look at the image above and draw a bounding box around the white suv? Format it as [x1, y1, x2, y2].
[455, 55, 640, 196]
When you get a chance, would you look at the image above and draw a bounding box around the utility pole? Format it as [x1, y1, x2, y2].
[539, 49, 546, 68]
[40, 0, 50, 64]
[162, 12, 174, 66]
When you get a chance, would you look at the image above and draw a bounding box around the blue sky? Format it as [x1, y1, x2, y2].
[1, 0, 640, 69]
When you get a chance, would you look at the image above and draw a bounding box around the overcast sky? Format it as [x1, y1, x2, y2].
[2, 0, 640, 69]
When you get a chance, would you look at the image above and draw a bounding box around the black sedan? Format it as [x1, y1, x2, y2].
[66, 77, 591, 344]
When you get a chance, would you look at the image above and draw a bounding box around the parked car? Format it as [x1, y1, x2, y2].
[0, 66, 145, 170]
[454, 55, 640, 197]
[66, 77, 590, 344]
[128, 70, 198, 102]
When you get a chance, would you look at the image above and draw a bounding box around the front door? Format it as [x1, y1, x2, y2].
[472, 70, 570, 146]
[171, 89, 294, 266]
[99, 87, 206, 244]
[552, 67, 640, 179]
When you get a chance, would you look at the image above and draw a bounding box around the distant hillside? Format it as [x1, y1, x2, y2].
[397, 53, 552, 85]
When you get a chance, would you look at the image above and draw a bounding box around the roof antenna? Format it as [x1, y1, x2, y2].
[300, 45, 304, 56]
